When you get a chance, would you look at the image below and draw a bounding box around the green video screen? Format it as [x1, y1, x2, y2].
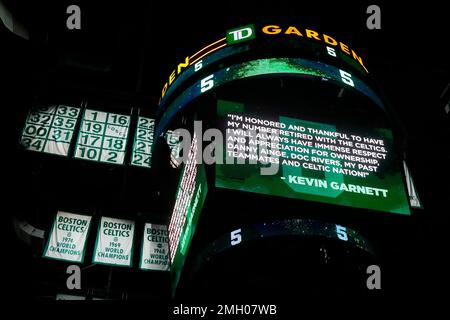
[20, 105, 81, 156]
[130, 116, 155, 168]
[216, 100, 410, 215]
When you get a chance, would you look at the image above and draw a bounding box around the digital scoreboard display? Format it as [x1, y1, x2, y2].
[168, 134, 208, 292]
[20, 107, 182, 168]
[195, 219, 374, 264]
[20, 105, 81, 156]
[155, 57, 383, 138]
[216, 100, 410, 215]
[158, 24, 371, 112]
[130, 116, 181, 169]
[74, 109, 130, 165]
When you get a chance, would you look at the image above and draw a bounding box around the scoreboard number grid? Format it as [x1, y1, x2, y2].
[74, 109, 130, 165]
[20, 105, 81, 157]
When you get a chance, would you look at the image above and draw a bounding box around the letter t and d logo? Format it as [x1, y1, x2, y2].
[226, 24, 256, 45]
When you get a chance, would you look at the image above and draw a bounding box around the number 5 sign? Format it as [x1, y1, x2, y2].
[74, 109, 130, 165]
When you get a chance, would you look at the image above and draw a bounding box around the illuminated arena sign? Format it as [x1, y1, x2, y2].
[156, 22, 413, 296]
[20, 105, 81, 157]
[260, 25, 368, 73]
[74, 109, 131, 165]
[130, 116, 181, 168]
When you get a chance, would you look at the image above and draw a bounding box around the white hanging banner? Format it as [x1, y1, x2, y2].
[93, 217, 135, 267]
[56, 294, 86, 300]
[140, 223, 169, 271]
[43, 211, 92, 263]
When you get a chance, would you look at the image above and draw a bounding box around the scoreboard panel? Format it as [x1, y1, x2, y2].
[20, 105, 81, 156]
[156, 57, 385, 138]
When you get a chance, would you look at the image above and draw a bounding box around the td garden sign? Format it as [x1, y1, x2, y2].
[43, 212, 169, 271]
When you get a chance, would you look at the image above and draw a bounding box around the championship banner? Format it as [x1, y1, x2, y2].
[43, 211, 92, 263]
[93, 217, 135, 267]
[140, 223, 169, 271]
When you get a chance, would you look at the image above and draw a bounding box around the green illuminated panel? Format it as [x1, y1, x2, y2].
[130, 116, 181, 169]
[216, 100, 410, 215]
[74, 109, 130, 165]
[156, 57, 384, 138]
[20, 105, 80, 157]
